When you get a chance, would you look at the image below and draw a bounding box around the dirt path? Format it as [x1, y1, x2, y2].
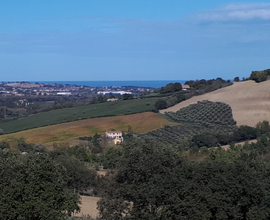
[219, 139, 258, 150]
[160, 80, 270, 127]
[75, 196, 100, 218]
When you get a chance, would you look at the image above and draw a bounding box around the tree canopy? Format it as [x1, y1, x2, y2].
[98, 140, 270, 219]
[0, 153, 80, 220]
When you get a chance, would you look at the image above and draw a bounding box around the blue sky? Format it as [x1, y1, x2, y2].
[1, 1, 270, 81]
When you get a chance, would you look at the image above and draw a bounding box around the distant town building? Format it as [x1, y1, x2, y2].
[107, 98, 119, 102]
[57, 92, 72, 95]
[97, 91, 132, 95]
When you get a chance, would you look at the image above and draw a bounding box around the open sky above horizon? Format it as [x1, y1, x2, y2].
[1, 1, 270, 81]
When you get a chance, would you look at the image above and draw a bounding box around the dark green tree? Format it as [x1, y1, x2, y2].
[256, 120, 270, 136]
[0, 154, 80, 220]
[0, 141, 10, 150]
[102, 146, 122, 169]
[98, 140, 185, 219]
[16, 137, 34, 152]
[234, 76, 240, 82]
[98, 140, 270, 220]
[50, 153, 97, 193]
[127, 125, 133, 137]
[173, 155, 270, 220]
[174, 82, 182, 91]
[155, 99, 167, 110]
[250, 71, 268, 83]
[123, 94, 134, 100]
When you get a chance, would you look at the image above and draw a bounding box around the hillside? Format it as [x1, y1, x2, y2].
[0, 98, 162, 134]
[0, 112, 179, 146]
[160, 80, 270, 127]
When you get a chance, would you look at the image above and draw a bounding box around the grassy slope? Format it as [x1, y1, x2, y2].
[0, 98, 161, 134]
[0, 112, 179, 146]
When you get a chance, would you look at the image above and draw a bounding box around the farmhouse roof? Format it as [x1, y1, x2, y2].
[182, 85, 190, 88]
[106, 131, 122, 133]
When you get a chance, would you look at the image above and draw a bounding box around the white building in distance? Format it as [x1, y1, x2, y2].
[97, 91, 132, 95]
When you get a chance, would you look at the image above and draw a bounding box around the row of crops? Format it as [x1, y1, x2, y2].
[165, 100, 236, 126]
[138, 123, 236, 145]
[138, 101, 237, 145]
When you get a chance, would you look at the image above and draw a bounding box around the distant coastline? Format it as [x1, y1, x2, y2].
[32, 80, 187, 88]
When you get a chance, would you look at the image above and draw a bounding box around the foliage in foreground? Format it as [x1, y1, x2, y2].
[98, 140, 270, 220]
[0, 153, 80, 220]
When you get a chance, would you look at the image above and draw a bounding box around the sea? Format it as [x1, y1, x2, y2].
[36, 80, 187, 88]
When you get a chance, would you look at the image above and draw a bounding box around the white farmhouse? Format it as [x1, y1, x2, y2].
[105, 131, 123, 144]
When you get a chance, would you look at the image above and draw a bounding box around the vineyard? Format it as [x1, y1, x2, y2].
[139, 101, 237, 145]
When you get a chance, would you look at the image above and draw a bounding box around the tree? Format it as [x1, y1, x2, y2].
[50, 153, 97, 193]
[123, 94, 134, 100]
[174, 155, 270, 219]
[0, 141, 10, 151]
[98, 140, 270, 219]
[232, 125, 257, 142]
[98, 141, 185, 219]
[16, 137, 34, 153]
[250, 71, 268, 83]
[256, 120, 270, 136]
[102, 146, 122, 169]
[234, 76, 240, 82]
[155, 99, 167, 110]
[174, 82, 182, 91]
[127, 125, 133, 138]
[160, 83, 182, 94]
[0, 154, 80, 220]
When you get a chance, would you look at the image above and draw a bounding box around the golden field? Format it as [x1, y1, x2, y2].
[0, 112, 178, 146]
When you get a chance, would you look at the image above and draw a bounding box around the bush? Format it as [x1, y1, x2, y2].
[155, 99, 167, 110]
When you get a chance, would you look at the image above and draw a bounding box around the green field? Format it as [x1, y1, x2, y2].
[0, 98, 161, 134]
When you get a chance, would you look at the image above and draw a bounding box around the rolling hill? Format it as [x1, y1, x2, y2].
[0, 98, 162, 134]
[0, 112, 179, 146]
[160, 80, 270, 127]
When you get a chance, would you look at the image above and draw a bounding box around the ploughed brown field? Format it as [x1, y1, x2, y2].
[160, 80, 270, 127]
[0, 112, 178, 146]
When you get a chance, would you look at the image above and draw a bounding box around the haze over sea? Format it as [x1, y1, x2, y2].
[36, 80, 187, 88]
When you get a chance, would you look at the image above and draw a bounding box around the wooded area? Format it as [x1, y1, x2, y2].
[2, 121, 270, 219]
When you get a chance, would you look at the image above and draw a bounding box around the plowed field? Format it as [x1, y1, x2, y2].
[160, 80, 270, 127]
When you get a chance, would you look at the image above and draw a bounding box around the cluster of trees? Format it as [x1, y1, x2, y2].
[191, 121, 270, 148]
[1, 118, 270, 219]
[184, 77, 232, 94]
[0, 153, 81, 220]
[160, 82, 182, 94]
[0, 139, 99, 219]
[140, 120, 270, 152]
[152, 79, 233, 112]
[250, 69, 270, 83]
[0, 96, 95, 121]
[97, 140, 270, 219]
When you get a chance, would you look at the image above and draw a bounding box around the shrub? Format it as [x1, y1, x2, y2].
[155, 99, 167, 110]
